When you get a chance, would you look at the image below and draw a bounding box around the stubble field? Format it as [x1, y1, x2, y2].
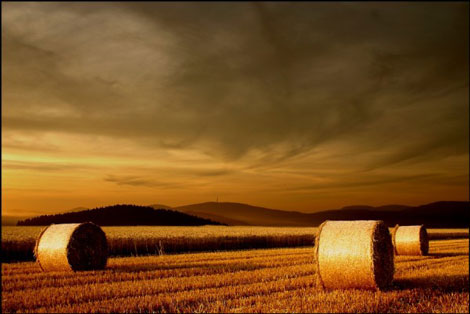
[2, 236, 468, 313]
[2, 226, 317, 262]
[2, 226, 467, 262]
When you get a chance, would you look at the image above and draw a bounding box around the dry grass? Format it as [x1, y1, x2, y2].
[2, 226, 317, 262]
[2, 226, 467, 263]
[2, 238, 468, 313]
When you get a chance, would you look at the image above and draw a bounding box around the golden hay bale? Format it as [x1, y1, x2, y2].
[314, 220, 394, 290]
[34, 222, 108, 272]
[392, 225, 429, 256]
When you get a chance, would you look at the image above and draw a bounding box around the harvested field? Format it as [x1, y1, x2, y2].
[2, 238, 468, 313]
[2, 226, 467, 263]
[426, 229, 469, 240]
[2, 226, 317, 262]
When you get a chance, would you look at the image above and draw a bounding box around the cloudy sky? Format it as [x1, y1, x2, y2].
[2, 2, 468, 216]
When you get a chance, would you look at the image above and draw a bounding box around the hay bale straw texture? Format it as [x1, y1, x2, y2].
[315, 220, 394, 290]
[392, 225, 429, 256]
[34, 222, 108, 272]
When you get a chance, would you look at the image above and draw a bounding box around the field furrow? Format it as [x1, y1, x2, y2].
[3, 255, 314, 292]
[2, 248, 312, 284]
[4, 265, 315, 312]
[2, 238, 468, 313]
[33, 275, 318, 313]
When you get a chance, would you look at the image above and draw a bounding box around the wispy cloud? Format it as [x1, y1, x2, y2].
[3, 160, 95, 172]
[104, 175, 182, 189]
[3, 2, 467, 163]
[282, 174, 440, 193]
[2, 2, 468, 213]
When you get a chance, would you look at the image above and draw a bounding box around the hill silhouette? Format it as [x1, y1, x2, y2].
[174, 201, 469, 227]
[306, 201, 469, 227]
[17, 204, 225, 226]
[12, 201, 469, 228]
[174, 202, 313, 226]
[148, 204, 173, 210]
[66, 206, 89, 213]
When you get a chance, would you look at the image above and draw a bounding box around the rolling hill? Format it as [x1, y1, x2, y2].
[11, 201, 469, 228]
[16, 204, 225, 226]
[66, 206, 89, 213]
[174, 201, 469, 227]
[148, 204, 173, 210]
[174, 202, 313, 226]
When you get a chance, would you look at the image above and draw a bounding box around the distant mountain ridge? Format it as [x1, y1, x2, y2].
[174, 202, 312, 226]
[174, 201, 469, 228]
[66, 207, 89, 213]
[17, 204, 225, 226]
[10, 201, 469, 227]
[149, 204, 173, 210]
[341, 204, 411, 211]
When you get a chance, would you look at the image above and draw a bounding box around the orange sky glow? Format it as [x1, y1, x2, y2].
[2, 2, 469, 216]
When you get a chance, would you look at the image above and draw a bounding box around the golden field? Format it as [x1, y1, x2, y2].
[2, 226, 317, 262]
[2, 237, 468, 313]
[2, 226, 468, 262]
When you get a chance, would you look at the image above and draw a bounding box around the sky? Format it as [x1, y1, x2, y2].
[2, 2, 469, 216]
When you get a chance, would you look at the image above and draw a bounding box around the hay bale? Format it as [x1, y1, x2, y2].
[314, 220, 394, 290]
[34, 222, 108, 272]
[392, 225, 429, 256]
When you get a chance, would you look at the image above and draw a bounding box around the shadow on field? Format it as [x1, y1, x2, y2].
[393, 274, 469, 292]
[428, 252, 468, 257]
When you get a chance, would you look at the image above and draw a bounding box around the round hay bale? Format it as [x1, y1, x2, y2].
[393, 225, 429, 256]
[314, 220, 394, 290]
[34, 222, 108, 272]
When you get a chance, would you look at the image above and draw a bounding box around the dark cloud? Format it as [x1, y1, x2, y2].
[190, 168, 233, 177]
[103, 165, 232, 189]
[2, 2, 468, 167]
[104, 175, 181, 189]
